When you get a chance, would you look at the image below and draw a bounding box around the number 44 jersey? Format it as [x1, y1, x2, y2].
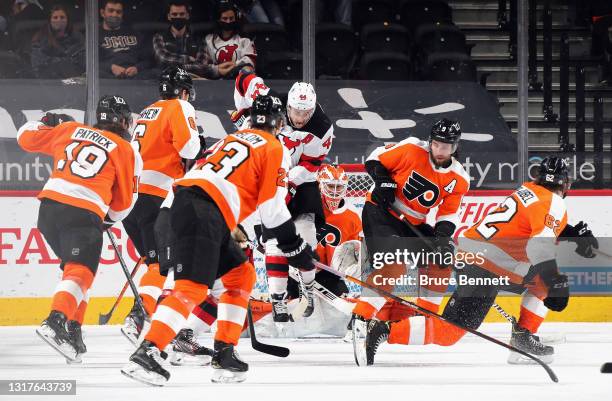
[17, 120, 143, 222]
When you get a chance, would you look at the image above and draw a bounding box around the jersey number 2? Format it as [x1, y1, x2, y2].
[475, 197, 518, 240]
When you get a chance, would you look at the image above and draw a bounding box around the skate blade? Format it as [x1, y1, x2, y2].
[352, 320, 368, 367]
[507, 351, 553, 365]
[211, 369, 247, 383]
[120, 326, 139, 346]
[121, 362, 168, 387]
[169, 351, 211, 366]
[36, 327, 78, 362]
[66, 353, 83, 364]
[342, 329, 354, 343]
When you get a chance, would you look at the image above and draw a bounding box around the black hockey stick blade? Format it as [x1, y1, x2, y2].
[247, 302, 290, 357]
[601, 363, 612, 373]
[314, 260, 559, 383]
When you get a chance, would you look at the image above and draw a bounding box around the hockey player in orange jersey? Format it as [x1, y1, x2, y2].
[121, 66, 204, 344]
[17, 95, 142, 363]
[121, 95, 317, 385]
[349, 119, 470, 347]
[361, 157, 599, 366]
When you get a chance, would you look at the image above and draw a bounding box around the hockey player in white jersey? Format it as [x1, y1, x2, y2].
[233, 72, 334, 322]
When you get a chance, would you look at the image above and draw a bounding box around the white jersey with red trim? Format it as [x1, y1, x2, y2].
[233, 72, 334, 186]
[203, 33, 256, 72]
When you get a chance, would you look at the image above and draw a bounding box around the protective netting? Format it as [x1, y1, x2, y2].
[252, 165, 374, 299]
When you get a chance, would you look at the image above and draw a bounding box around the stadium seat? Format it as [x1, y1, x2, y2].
[398, 0, 453, 33]
[261, 51, 302, 80]
[0, 51, 25, 78]
[243, 23, 289, 53]
[316, 23, 357, 78]
[421, 52, 477, 82]
[352, 0, 395, 30]
[359, 52, 412, 80]
[414, 23, 468, 55]
[361, 23, 410, 54]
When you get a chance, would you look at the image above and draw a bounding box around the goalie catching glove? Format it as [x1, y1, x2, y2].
[331, 240, 361, 277]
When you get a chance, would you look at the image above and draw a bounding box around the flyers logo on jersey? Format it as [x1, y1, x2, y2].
[402, 171, 439, 208]
[317, 223, 341, 247]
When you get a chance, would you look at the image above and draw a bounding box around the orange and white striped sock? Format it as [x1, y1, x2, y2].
[518, 292, 548, 333]
[388, 316, 466, 346]
[73, 291, 90, 324]
[50, 263, 95, 320]
[145, 279, 208, 350]
[215, 262, 256, 346]
[137, 263, 166, 316]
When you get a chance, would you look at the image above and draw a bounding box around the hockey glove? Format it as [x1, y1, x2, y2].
[431, 221, 456, 269]
[559, 221, 599, 258]
[542, 273, 570, 312]
[40, 112, 74, 127]
[230, 109, 248, 130]
[537, 260, 570, 312]
[366, 160, 397, 208]
[277, 236, 318, 271]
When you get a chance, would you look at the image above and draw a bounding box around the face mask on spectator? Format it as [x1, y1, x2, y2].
[105, 15, 121, 29]
[218, 21, 239, 32]
[50, 20, 67, 32]
[170, 18, 188, 30]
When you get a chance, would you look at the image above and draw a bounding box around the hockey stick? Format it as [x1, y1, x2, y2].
[313, 260, 558, 383]
[594, 248, 612, 259]
[247, 301, 290, 357]
[105, 229, 149, 322]
[99, 256, 144, 324]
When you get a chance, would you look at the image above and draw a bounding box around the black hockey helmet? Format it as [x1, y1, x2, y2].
[96, 95, 132, 137]
[159, 66, 195, 101]
[250, 94, 285, 130]
[535, 156, 570, 188]
[429, 118, 461, 145]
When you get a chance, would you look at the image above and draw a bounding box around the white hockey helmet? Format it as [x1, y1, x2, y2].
[287, 82, 316, 111]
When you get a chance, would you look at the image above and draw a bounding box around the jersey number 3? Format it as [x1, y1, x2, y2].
[202, 141, 250, 179]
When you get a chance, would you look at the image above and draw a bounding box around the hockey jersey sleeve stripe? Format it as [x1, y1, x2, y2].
[175, 100, 201, 160]
[41, 178, 108, 218]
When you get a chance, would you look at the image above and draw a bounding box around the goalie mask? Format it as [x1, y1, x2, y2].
[317, 164, 348, 211]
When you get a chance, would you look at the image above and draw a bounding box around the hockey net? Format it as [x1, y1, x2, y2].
[252, 164, 373, 298]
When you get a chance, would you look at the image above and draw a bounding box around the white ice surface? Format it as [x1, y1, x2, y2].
[1, 323, 611, 401]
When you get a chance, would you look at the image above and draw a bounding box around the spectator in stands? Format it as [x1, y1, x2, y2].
[11, 0, 45, 22]
[317, 0, 351, 26]
[201, 0, 256, 79]
[99, 0, 152, 79]
[30, 4, 84, 78]
[235, 0, 284, 27]
[152, 0, 206, 76]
